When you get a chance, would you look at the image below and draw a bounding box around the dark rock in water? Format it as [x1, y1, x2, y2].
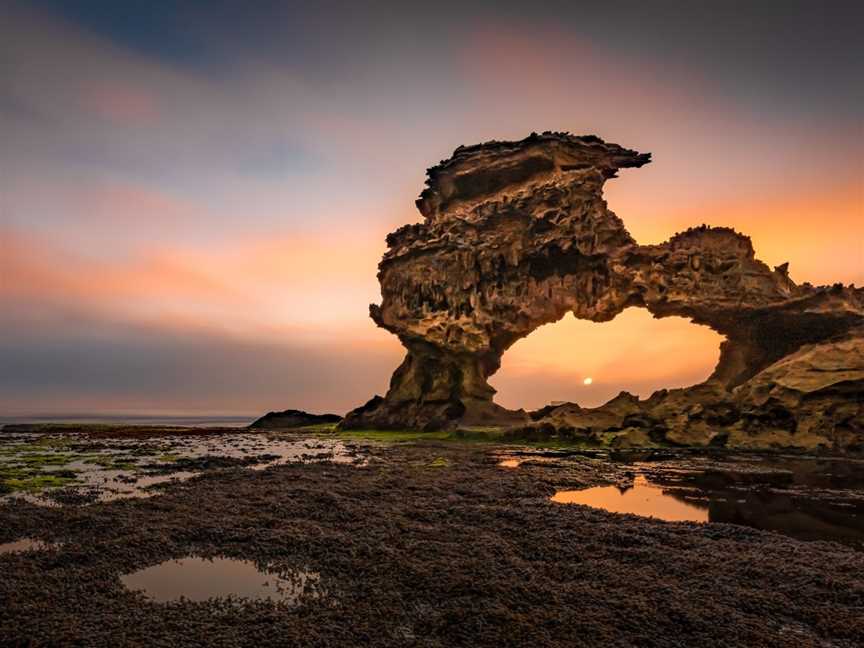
[341, 131, 864, 449]
[249, 409, 341, 429]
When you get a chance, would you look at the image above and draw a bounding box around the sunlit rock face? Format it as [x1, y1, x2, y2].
[342, 132, 863, 448]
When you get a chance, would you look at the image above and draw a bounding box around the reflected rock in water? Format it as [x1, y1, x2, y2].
[551, 476, 708, 523]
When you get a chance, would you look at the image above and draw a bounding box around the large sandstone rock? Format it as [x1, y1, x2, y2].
[341, 132, 864, 449]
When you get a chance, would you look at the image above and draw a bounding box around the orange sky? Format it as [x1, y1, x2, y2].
[491, 310, 725, 410]
[1, 2, 861, 416]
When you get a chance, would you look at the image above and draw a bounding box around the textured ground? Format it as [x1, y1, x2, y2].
[1, 438, 863, 647]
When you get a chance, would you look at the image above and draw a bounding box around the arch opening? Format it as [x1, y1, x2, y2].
[489, 308, 724, 411]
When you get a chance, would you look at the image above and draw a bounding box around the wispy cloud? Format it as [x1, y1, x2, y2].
[0, 300, 401, 416]
[81, 81, 161, 127]
[1, 225, 386, 339]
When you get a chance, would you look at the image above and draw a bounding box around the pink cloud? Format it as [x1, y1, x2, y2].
[0, 223, 388, 341]
[77, 183, 204, 226]
[82, 82, 160, 127]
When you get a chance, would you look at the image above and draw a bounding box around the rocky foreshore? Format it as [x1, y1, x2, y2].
[3, 434, 863, 646]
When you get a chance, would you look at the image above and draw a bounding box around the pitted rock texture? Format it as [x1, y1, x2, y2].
[342, 132, 863, 448]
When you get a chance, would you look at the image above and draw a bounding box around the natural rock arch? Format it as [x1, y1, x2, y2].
[489, 308, 725, 411]
[342, 133, 863, 449]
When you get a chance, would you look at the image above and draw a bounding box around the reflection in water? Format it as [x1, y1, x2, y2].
[0, 538, 55, 554]
[707, 491, 864, 545]
[498, 459, 521, 468]
[121, 557, 320, 604]
[552, 476, 708, 523]
[648, 457, 864, 547]
[548, 457, 864, 548]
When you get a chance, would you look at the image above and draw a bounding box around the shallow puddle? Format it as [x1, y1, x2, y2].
[96, 471, 202, 502]
[498, 459, 520, 468]
[547, 457, 864, 547]
[121, 557, 320, 604]
[0, 538, 55, 554]
[552, 475, 708, 523]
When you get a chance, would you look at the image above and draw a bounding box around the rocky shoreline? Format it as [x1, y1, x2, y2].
[2, 428, 863, 646]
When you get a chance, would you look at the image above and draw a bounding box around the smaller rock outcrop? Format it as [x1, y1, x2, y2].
[507, 333, 864, 452]
[249, 409, 342, 429]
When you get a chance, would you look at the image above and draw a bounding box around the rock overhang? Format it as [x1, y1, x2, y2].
[416, 132, 651, 220]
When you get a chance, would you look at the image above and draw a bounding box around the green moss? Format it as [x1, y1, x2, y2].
[156, 454, 180, 463]
[450, 428, 509, 442]
[336, 426, 518, 445]
[33, 435, 77, 449]
[0, 444, 40, 456]
[334, 425, 625, 447]
[428, 457, 451, 468]
[0, 447, 82, 493]
[0, 435, 78, 451]
[293, 423, 340, 432]
[335, 427, 516, 444]
[335, 430, 451, 442]
[520, 439, 599, 449]
[1, 469, 79, 493]
[11, 452, 78, 467]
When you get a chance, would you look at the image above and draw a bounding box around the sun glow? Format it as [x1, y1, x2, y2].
[490, 309, 724, 410]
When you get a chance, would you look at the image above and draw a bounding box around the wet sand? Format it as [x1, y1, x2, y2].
[1, 434, 863, 647]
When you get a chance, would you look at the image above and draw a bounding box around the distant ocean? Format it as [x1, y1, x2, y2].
[0, 414, 257, 428]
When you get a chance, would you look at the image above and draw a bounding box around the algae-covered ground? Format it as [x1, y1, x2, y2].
[0, 426, 361, 504]
[2, 425, 863, 647]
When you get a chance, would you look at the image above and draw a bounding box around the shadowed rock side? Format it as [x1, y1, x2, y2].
[342, 132, 863, 449]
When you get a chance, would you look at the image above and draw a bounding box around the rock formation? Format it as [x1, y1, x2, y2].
[249, 409, 342, 429]
[342, 132, 863, 450]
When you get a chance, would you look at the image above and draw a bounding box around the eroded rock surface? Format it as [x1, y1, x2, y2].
[342, 132, 863, 449]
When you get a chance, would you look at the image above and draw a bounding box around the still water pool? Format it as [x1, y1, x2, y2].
[121, 556, 320, 604]
[553, 475, 708, 522]
[541, 454, 864, 548]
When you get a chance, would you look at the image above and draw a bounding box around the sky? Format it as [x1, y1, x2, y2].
[1, 0, 861, 417]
